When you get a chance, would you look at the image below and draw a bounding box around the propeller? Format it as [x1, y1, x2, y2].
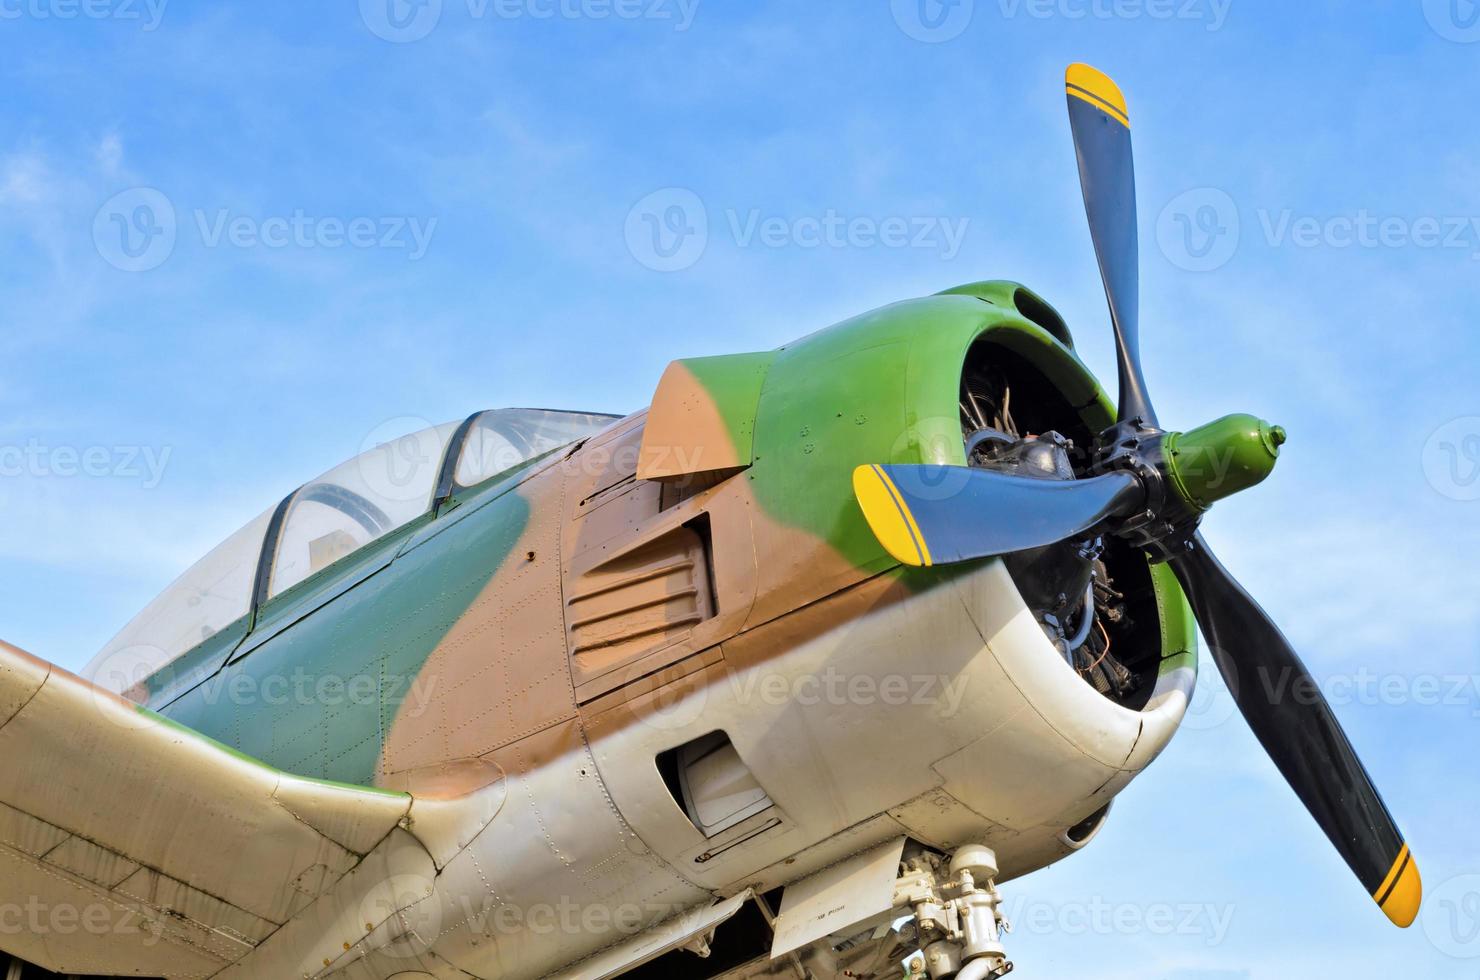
[853, 464, 1142, 567]
[1170, 532, 1415, 923]
[852, 63, 1420, 929]
[1066, 62, 1155, 428]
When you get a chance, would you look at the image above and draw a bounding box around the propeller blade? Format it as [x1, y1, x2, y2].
[1169, 533, 1421, 927]
[852, 464, 1142, 567]
[1066, 63, 1157, 427]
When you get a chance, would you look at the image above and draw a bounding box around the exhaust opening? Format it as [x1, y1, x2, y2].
[1061, 802, 1113, 849]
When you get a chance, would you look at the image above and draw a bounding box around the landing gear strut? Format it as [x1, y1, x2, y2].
[896, 844, 1013, 980]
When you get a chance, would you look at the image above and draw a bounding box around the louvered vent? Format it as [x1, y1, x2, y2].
[567, 524, 714, 683]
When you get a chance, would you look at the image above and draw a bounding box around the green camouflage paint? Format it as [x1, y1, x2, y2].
[153, 282, 1197, 789]
[684, 282, 1198, 674]
[162, 477, 532, 786]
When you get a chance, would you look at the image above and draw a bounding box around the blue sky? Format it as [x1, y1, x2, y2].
[2, 1, 1478, 976]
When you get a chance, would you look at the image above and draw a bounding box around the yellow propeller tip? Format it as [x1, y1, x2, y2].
[1374, 844, 1422, 928]
[852, 464, 932, 568]
[1066, 63, 1129, 127]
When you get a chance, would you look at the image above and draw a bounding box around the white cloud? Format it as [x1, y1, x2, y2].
[0, 151, 54, 205]
[95, 132, 124, 178]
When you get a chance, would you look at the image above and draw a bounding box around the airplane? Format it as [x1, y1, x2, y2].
[0, 64, 1419, 980]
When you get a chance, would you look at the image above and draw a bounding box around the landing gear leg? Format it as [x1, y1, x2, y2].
[896, 844, 1013, 980]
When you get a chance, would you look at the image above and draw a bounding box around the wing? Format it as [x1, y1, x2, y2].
[0, 638, 419, 978]
[549, 891, 753, 980]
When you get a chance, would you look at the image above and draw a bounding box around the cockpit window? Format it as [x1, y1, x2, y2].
[267, 421, 459, 598]
[84, 505, 275, 696]
[85, 408, 621, 696]
[454, 408, 617, 490]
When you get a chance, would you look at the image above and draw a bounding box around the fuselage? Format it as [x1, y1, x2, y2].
[110, 281, 1197, 978]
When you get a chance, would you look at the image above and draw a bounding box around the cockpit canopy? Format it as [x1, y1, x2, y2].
[85, 408, 619, 695]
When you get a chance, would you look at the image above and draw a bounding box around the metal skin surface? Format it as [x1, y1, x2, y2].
[0, 282, 1201, 979]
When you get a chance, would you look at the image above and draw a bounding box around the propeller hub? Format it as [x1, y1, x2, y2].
[1164, 414, 1285, 512]
[1088, 413, 1285, 561]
